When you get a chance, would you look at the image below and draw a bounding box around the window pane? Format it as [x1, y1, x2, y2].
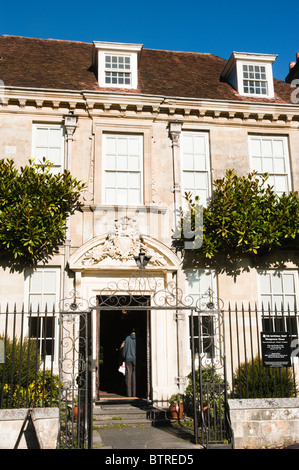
[285, 295, 295, 311]
[128, 155, 140, 170]
[117, 188, 128, 203]
[116, 155, 128, 170]
[48, 148, 61, 166]
[259, 273, 271, 294]
[274, 175, 288, 194]
[261, 295, 272, 309]
[193, 135, 206, 154]
[128, 188, 140, 204]
[263, 157, 273, 172]
[272, 274, 283, 294]
[261, 139, 272, 157]
[29, 295, 43, 311]
[105, 137, 116, 155]
[252, 156, 262, 172]
[42, 317, 55, 338]
[105, 188, 116, 203]
[128, 138, 140, 155]
[43, 271, 57, 292]
[183, 154, 194, 170]
[117, 138, 128, 155]
[30, 272, 43, 292]
[250, 139, 261, 156]
[194, 154, 207, 171]
[29, 317, 40, 338]
[183, 172, 195, 191]
[105, 172, 116, 187]
[128, 172, 140, 188]
[43, 295, 56, 310]
[36, 128, 48, 147]
[49, 128, 62, 147]
[274, 317, 284, 331]
[283, 274, 295, 294]
[272, 139, 284, 156]
[274, 157, 285, 173]
[194, 172, 207, 188]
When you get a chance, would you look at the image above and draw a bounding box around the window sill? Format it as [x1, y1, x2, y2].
[82, 203, 168, 214]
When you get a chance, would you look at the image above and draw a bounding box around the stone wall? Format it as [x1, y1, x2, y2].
[0, 408, 59, 449]
[228, 398, 299, 449]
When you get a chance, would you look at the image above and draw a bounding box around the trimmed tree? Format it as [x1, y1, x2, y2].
[0, 158, 86, 266]
[181, 169, 299, 259]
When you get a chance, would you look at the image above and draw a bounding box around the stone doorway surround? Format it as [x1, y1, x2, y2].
[67, 216, 184, 404]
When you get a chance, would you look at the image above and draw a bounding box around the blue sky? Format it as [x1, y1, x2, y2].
[1, 0, 298, 81]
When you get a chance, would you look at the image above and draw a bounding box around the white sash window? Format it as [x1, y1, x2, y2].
[103, 134, 143, 205]
[181, 132, 211, 207]
[32, 124, 64, 174]
[249, 135, 291, 195]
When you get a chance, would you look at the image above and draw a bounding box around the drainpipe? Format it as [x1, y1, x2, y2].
[169, 120, 185, 394]
[63, 112, 78, 300]
[169, 120, 183, 231]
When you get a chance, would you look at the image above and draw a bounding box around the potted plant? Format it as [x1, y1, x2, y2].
[73, 397, 79, 422]
[168, 393, 184, 420]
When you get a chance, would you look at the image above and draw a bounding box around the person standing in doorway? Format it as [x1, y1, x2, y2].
[122, 327, 137, 397]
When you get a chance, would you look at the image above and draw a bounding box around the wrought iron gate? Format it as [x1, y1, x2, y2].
[58, 307, 93, 449]
[190, 289, 233, 448]
[57, 262, 233, 449]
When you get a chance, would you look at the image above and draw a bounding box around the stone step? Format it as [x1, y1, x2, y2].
[93, 403, 170, 428]
[94, 418, 152, 428]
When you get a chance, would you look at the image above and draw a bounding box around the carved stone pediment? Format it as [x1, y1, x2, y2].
[68, 216, 179, 271]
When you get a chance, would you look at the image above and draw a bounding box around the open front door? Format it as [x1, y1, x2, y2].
[97, 297, 151, 401]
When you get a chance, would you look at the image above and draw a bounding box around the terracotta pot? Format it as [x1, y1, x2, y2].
[169, 402, 184, 420]
[73, 405, 78, 422]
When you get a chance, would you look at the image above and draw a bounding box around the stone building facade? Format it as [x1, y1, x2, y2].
[0, 35, 299, 403]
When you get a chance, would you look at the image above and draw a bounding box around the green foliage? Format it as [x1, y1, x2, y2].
[0, 335, 59, 408]
[185, 366, 226, 402]
[232, 355, 297, 398]
[181, 170, 299, 258]
[0, 334, 42, 389]
[2, 371, 60, 408]
[185, 366, 227, 419]
[168, 393, 183, 404]
[0, 158, 86, 265]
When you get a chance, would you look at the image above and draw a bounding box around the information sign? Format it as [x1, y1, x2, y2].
[261, 332, 291, 367]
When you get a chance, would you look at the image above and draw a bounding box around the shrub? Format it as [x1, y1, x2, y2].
[232, 355, 297, 398]
[0, 335, 59, 408]
[0, 334, 42, 389]
[185, 366, 227, 418]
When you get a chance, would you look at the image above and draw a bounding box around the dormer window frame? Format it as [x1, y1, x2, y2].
[221, 52, 277, 99]
[93, 41, 143, 90]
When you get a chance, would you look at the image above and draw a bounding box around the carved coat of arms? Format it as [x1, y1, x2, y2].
[81, 217, 167, 267]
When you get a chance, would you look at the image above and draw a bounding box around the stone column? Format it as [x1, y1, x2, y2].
[169, 120, 183, 232]
[169, 121, 186, 394]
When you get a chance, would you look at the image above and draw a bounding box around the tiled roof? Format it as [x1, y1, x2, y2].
[0, 35, 294, 104]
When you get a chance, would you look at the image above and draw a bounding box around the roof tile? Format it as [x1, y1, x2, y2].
[0, 35, 294, 104]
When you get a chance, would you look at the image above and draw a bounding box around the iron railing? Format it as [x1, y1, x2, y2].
[225, 303, 298, 399]
[0, 305, 58, 409]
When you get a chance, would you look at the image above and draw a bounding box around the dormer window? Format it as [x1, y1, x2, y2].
[221, 52, 277, 98]
[105, 54, 131, 86]
[242, 64, 267, 95]
[93, 41, 143, 89]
